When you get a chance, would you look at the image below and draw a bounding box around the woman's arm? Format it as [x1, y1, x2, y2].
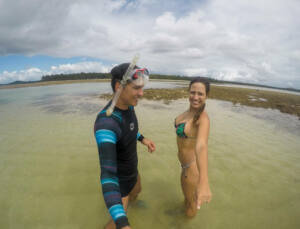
[195, 112, 212, 209]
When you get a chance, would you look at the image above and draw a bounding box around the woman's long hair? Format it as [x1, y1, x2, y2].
[189, 77, 210, 123]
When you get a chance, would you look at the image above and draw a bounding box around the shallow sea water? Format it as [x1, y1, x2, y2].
[0, 82, 299, 229]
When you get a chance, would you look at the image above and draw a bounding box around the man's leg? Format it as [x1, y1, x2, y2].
[129, 174, 141, 202]
[104, 196, 129, 229]
[104, 175, 141, 229]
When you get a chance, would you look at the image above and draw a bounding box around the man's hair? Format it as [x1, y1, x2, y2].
[110, 63, 139, 92]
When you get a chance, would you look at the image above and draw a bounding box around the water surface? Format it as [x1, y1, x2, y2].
[0, 82, 299, 229]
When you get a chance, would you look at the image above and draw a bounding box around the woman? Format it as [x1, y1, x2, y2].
[175, 77, 212, 217]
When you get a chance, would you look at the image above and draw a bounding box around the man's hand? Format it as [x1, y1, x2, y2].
[141, 138, 156, 153]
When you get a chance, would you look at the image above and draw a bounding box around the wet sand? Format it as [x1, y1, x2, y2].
[101, 85, 300, 119]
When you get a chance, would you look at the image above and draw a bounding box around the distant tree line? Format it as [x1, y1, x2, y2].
[41, 72, 220, 83]
[41, 72, 111, 81]
[35, 72, 299, 92]
[1, 70, 298, 92]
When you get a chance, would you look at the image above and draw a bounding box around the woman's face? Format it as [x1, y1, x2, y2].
[189, 82, 207, 109]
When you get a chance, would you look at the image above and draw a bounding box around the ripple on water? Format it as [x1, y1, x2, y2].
[1, 85, 300, 229]
[217, 100, 300, 136]
[31, 93, 105, 115]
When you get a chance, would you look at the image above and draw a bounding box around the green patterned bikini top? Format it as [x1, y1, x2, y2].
[175, 122, 188, 138]
[175, 119, 196, 139]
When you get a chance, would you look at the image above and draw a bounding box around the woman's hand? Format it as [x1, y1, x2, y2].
[196, 183, 212, 209]
[142, 138, 156, 153]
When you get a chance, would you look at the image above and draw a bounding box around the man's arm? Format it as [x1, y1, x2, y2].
[136, 132, 144, 142]
[95, 118, 129, 228]
[137, 132, 156, 153]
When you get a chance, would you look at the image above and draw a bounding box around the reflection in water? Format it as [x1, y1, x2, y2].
[31, 93, 105, 115]
[0, 84, 300, 229]
[0, 98, 10, 105]
[31, 92, 175, 115]
[223, 101, 300, 135]
[139, 100, 172, 110]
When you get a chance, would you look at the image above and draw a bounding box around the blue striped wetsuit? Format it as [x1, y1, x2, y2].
[94, 101, 144, 228]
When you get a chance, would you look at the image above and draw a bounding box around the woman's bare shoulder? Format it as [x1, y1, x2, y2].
[196, 111, 210, 125]
[175, 111, 188, 123]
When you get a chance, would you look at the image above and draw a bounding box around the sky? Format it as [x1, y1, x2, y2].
[0, 0, 299, 89]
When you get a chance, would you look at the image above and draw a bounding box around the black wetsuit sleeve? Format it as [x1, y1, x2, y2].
[136, 132, 144, 142]
[94, 117, 129, 229]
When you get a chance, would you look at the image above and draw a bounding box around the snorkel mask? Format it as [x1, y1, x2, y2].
[124, 68, 149, 86]
[106, 54, 149, 116]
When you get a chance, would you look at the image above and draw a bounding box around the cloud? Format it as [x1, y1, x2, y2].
[0, 61, 111, 84]
[0, 68, 43, 83]
[50, 61, 110, 74]
[0, 0, 299, 88]
[183, 68, 208, 77]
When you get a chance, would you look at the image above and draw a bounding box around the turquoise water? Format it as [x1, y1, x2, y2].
[0, 82, 300, 229]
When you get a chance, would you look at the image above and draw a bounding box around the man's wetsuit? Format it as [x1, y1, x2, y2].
[94, 101, 144, 229]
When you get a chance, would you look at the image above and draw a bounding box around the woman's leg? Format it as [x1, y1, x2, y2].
[180, 164, 198, 217]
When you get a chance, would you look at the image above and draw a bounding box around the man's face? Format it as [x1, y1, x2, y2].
[120, 82, 144, 106]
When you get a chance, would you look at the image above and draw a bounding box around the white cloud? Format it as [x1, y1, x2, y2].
[0, 61, 111, 84]
[213, 69, 254, 82]
[183, 68, 208, 76]
[0, 68, 42, 83]
[50, 62, 110, 74]
[0, 0, 299, 88]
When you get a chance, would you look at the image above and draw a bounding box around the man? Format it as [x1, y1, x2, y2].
[94, 63, 156, 229]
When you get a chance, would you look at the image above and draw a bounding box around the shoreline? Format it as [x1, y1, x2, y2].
[1, 79, 299, 119]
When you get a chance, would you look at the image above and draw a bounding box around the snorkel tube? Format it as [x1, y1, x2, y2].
[106, 54, 140, 116]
